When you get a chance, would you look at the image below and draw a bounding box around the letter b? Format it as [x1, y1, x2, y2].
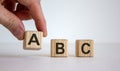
[51, 39, 68, 57]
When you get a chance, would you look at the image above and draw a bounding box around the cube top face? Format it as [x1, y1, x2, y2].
[76, 40, 94, 57]
[51, 39, 68, 57]
[23, 31, 43, 50]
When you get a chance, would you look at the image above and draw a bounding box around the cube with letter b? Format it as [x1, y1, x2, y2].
[51, 39, 68, 57]
[76, 40, 94, 57]
[23, 31, 43, 50]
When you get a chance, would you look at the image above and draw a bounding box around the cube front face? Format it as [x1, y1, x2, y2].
[51, 39, 68, 57]
[76, 40, 94, 57]
[23, 31, 43, 50]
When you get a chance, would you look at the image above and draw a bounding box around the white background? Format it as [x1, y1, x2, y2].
[0, 0, 120, 43]
[0, 0, 120, 71]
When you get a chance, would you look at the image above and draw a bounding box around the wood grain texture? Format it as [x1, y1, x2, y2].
[23, 31, 43, 50]
[76, 40, 94, 57]
[51, 39, 68, 57]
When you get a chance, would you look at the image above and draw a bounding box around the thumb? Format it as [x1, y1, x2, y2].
[0, 5, 25, 40]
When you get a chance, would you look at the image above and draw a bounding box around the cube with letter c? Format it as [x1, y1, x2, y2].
[76, 40, 94, 57]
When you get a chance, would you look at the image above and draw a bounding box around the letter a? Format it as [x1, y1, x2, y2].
[28, 34, 40, 45]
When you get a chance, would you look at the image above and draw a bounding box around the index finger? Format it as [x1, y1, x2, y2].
[18, 0, 47, 37]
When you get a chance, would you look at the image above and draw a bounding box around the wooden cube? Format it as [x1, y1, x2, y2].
[51, 39, 68, 57]
[23, 31, 43, 50]
[76, 40, 94, 57]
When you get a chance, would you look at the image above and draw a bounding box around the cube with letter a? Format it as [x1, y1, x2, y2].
[23, 31, 43, 50]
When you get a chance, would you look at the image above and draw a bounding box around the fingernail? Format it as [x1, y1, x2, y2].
[43, 30, 47, 37]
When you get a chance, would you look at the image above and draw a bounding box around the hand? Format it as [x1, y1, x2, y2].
[0, 0, 47, 40]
